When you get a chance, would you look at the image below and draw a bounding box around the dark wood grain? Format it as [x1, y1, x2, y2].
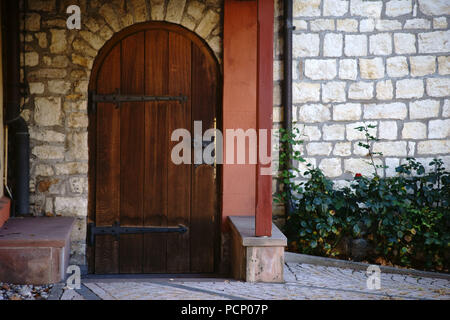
[190, 45, 217, 273]
[94, 43, 121, 274]
[167, 32, 192, 273]
[119, 31, 145, 273]
[143, 30, 169, 273]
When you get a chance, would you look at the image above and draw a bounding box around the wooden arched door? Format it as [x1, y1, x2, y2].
[88, 23, 220, 274]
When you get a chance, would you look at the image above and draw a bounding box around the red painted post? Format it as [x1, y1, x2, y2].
[255, 0, 274, 237]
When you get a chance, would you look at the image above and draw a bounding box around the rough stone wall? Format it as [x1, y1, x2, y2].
[19, 0, 222, 265]
[273, 0, 450, 222]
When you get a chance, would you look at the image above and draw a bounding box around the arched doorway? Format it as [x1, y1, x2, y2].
[87, 22, 221, 274]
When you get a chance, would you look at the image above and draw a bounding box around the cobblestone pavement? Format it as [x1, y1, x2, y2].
[60, 263, 450, 300]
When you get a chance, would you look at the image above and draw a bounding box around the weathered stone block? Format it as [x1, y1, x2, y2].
[396, 79, 424, 99]
[324, 34, 343, 57]
[28, 0, 56, 12]
[298, 104, 331, 123]
[428, 119, 450, 139]
[293, 0, 321, 17]
[339, 59, 357, 80]
[386, 0, 412, 17]
[131, 0, 148, 23]
[360, 57, 384, 79]
[418, 0, 450, 16]
[387, 56, 409, 78]
[322, 81, 346, 103]
[376, 80, 393, 100]
[229, 216, 286, 283]
[34, 97, 62, 126]
[438, 56, 450, 75]
[195, 9, 219, 38]
[360, 19, 375, 32]
[187, 1, 206, 20]
[293, 82, 320, 103]
[48, 80, 71, 95]
[373, 141, 407, 156]
[333, 103, 362, 121]
[67, 132, 88, 160]
[55, 197, 87, 217]
[349, 81, 373, 100]
[293, 34, 320, 57]
[417, 140, 450, 154]
[319, 158, 343, 177]
[323, 0, 349, 16]
[433, 17, 448, 29]
[29, 82, 45, 95]
[323, 124, 345, 141]
[394, 33, 416, 54]
[54, 162, 88, 175]
[346, 121, 377, 141]
[306, 142, 333, 156]
[49, 30, 67, 54]
[165, 0, 186, 24]
[30, 128, 65, 142]
[24, 52, 39, 67]
[418, 31, 450, 53]
[409, 100, 440, 119]
[410, 56, 436, 77]
[344, 158, 383, 176]
[426, 78, 450, 97]
[370, 33, 392, 55]
[337, 19, 358, 32]
[345, 34, 367, 56]
[402, 122, 427, 139]
[379, 121, 398, 140]
[310, 19, 335, 31]
[375, 19, 402, 31]
[364, 103, 407, 120]
[334, 142, 352, 156]
[350, 0, 383, 17]
[32, 146, 65, 160]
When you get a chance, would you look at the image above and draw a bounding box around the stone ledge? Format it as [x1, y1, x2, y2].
[0, 217, 75, 285]
[228, 216, 287, 283]
[228, 216, 287, 247]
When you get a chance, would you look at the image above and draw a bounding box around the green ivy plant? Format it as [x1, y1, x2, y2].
[275, 125, 450, 272]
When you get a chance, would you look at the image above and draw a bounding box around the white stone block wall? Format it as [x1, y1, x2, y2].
[273, 0, 450, 185]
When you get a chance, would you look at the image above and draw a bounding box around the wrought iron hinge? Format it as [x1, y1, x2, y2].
[88, 221, 188, 246]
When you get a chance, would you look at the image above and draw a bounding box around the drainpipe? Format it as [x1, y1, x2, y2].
[283, 0, 294, 218]
[4, 0, 30, 216]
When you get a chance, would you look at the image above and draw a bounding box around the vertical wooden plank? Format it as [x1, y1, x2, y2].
[190, 45, 217, 273]
[167, 32, 191, 273]
[119, 31, 145, 273]
[94, 44, 121, 274]
[255, 0, 274, 237]
[143, 30, 169, 273]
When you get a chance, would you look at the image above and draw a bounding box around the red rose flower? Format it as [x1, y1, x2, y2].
[355, 173, 362, 178]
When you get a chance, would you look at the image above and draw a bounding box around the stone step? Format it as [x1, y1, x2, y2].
[0, 217, 75, 285]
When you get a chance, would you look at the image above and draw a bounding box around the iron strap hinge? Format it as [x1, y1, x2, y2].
[88, 222, 188, 246]
[92, 94, 188, 103]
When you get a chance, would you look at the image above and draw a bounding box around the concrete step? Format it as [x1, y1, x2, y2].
[0, 217, 75, 285]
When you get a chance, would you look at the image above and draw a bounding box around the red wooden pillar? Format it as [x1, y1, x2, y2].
[255, 0, 274, 237]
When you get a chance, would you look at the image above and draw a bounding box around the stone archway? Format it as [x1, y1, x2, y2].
[22, 0, 222, 266]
